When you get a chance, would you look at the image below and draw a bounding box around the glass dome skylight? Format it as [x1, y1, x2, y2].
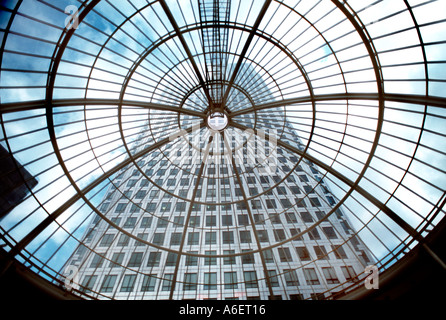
[0, 0, 445, 300]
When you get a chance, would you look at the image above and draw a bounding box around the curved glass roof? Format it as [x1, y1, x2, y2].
[0, 0, 445, 300]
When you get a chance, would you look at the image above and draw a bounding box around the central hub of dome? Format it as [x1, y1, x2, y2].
[207, 111, 229, 132]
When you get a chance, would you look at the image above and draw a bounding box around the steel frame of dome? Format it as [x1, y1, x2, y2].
[0, 0, 445, 300]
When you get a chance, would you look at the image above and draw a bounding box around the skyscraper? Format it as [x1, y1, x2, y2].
[62, 61, 372, 300]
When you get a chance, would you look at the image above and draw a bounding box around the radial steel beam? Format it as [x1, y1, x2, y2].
[221, 0, 272, 110]
[3, 93, 444, 116]
[229, 120, 446, 269]
[158, 0, 213, 106]
[230, 93, 446, 118]
[0, 99, 207, 118]
[0, 123, 203, 277]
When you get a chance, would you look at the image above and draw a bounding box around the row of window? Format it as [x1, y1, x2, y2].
[86, 244, 350, 272]
[101, 210, 336, 230]
[121, 154, 305, 179]
[105, 193, 324, 214]
[79, 265, 357, 295]
[95, 225, 340, 248]
[113, 184, 317, 199]
[119, 178, 318, 199]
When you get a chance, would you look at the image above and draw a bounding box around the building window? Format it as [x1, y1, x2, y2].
[223, 250, 236, 265]
[127, 179, 137, 187]
[296, 247, 311, 261]
[224, 272, 238, 289]
[332, 245, 348, 259]
[206, 215, 216, 226]
[173, 216, 184, 226]
[236, 202, 247, 210]
[322, 267, 340, 284]
[314, 245, 329, 260]
[205, 232, 217, 244]
[146, 203, 156, 212]
[247, 176, 256, 184]
[147, 252, 161, 267]
[266, 199, 277, 209]
[289, 228, 303, 241]
[254, 214, 264, 224]
[135, 190, 146, 199]
[140, 179, 149, 187]
[267, 270, 280, 287]
[89, 255, 104, 268]
[109, 253, 125, 268]
[221, 215, 232, 226]
[244, 271, 258, 288]
[120, 274, 137, 292]
[241, 250, 255, 264]
[251, 199, 262, 209]
[180, 178, 189, 186]
[99, 234, 115, 247]
[123, 217, 137, 228]
[278, 247, 293, 262]
[117, 234, 130, 247]
[127, 252, 143, 268]
[165, 252, 178, 267]
[152, 233, 165, 245]
[206, 189, 216, 197]
[204, 273, 217, 290]
[149, 190, 159, 198]
[310, 197, 322, 207]
[341, 266, 356, 281]
[162, 274, 173, 291]
[189, 216, 200, 227]
[263, 249, 274, 263]
[100, 203, 109, 212]
[257, 230, 269, 242]
[204, 251, 217, 265]
[308, 228, 321, 240]
[303, 268, 320, 285]
[188, 232, 199, 245]
[115, 203, 127, 213]
[170, 233, 182, 246]
[274, 229, 287, 242]
[222, 231, 234, 244]
[130, 204, 140, 213]
[157, 219, 168, 228]
[238, 215, 249, 226]
[100, 275, 117, 293]
[260, 176, 269, 184]
[322, 227, 338, 239]
[160, 202, 171, 211]
[300, 211, 313, 223]
[249, 187, 257, 196]
[290, 186, 300, 194]
[140, 217, 152, 228]
[269, 213, 281, 224]
[284, 270, 299, 286]
[80, 275, 97, 293]
[285, 212, 297, 223]
[277, 186, 287, 195]
[136, 233, 148, 246]
[185, 252, 198, 266]
[239, 231, 252, 243]
[141, 274, 157, 292]
[183, 273, 198, 291]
